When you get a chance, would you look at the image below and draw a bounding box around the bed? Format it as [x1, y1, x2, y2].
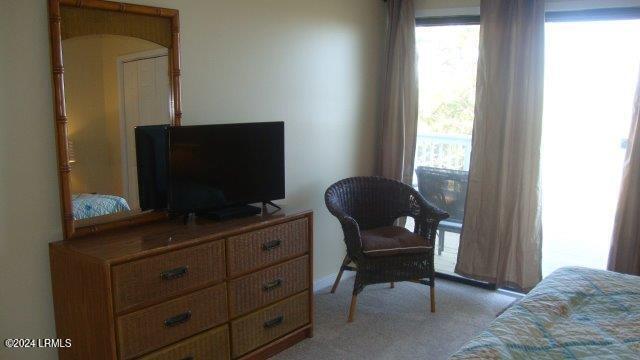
[72, 193, 131, 220]
[450, 267, 640, 359]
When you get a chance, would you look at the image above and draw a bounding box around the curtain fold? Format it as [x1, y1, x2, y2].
[455, 0, 545, 292]
[378, 0, 418, 184]
[607, 72, 640, 276]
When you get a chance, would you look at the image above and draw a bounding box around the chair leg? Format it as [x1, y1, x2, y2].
[331, 255, 351, 294]
[429, 252, 436, 313]
[348, 293, 358, 322]
[390, 282, 394, 288]
[438, 230, 445, 255]
[430, 285, 435, 313]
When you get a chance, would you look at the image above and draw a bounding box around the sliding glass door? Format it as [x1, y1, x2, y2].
[411, 23, 479, 277]
[541, 19, 640, 276]
[414, 12, 640, 282]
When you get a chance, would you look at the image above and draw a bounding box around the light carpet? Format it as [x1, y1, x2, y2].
[275, 277, 518, 360]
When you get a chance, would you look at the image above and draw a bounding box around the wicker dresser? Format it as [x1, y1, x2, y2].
[49, 209, 313, 360]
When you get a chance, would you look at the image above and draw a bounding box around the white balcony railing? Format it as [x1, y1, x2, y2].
[414, 133, 472, 173]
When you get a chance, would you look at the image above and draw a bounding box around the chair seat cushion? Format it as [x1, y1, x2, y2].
[361, 226, 432, 258]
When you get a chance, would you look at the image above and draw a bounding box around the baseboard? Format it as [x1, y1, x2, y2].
[313, 270, 355, 293]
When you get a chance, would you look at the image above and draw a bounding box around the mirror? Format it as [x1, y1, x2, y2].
[49, 0, 181, 239]
[64, 35, 170, 225]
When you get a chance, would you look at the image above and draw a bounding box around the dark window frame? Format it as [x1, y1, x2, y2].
[546, 7, 640, 22]
[416, 15, 479, 26]
[415, 7, 640, 27]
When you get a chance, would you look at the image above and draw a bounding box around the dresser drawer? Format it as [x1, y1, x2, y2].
[139, 325, 230, 360]
[229, 256, 309, 318]
[112, 241, 226, 312]
[231, 292, 309, 358]
[227, 219, 308, 277]
[117, 283, 228, 359]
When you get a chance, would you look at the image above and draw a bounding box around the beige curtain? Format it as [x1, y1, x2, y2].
[455, 0, 544, 292]
[607, 72, 640, 275]
[378, 0, 418, 184]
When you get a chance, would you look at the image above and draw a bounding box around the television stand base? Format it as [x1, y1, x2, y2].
[262, 201, 282, 211]
[196, 205, 261, 221]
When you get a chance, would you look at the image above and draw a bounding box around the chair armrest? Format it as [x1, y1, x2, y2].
[325, 197, 364, 258]
[410, 189, 450, 242]
[413, 189, 450, 222]
[423, 205, 449, 222]
[337, 216, 365, 259]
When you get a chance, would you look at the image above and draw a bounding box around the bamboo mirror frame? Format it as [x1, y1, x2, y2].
[48, 0, 182, 239]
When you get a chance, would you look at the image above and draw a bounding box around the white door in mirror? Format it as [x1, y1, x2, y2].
[122, 55, 171, 211]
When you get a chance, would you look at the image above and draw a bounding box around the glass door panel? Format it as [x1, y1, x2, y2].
[541, 19, 640, 276]
[412, 24, 480, 276]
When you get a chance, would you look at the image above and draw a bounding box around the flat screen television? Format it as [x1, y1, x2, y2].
[168, 122, 285, 216]
[135, 124, 170, 211]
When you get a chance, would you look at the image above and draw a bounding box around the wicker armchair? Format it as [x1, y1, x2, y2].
[325, 176, 448, 322]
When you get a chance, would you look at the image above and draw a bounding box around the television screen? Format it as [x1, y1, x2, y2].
[135, 124, 170, 211]
[168, 122, 285, 214]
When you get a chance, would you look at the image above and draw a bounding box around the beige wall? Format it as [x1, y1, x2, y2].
[63, 35, 164, 197]
[0, 1, 60, 359]
[0, 1, 384, 358]
[63, 36, 111, 194]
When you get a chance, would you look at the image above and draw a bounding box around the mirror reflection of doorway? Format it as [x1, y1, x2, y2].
[63, 34, 171, 223]
[118, 51, 172, 211]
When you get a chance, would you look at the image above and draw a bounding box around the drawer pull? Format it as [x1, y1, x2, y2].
[263, 315, 284, 329]
[261, 240, 282, 251]
[262, 279, 283, 291]
[164, 311, 192, 327]
[179, 357, 194, 360]
[160, 266, 189, 280]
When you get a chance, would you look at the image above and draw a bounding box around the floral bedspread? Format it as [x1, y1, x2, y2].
[450, 267, 640, 359]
